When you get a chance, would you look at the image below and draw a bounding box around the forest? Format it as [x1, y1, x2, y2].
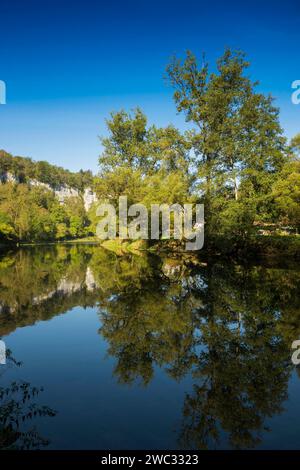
[0, 49, 299, 253]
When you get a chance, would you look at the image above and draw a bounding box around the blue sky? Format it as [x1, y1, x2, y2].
[0, 0, 299, 173]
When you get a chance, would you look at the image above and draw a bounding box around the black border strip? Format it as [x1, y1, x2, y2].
[1, 450, 300, 465]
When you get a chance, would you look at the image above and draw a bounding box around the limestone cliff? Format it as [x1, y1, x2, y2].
[0, 172, 98, 211]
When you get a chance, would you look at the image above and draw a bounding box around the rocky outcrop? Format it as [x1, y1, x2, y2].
[0, 171, 18, 184]
[85, 266, 98, 291]
[29, 178, 80, 202]
[0, 172, 98, 212]
[83, 187, 98, 211]
[54, 185, 80, 203]
[28, 178, 52, 192]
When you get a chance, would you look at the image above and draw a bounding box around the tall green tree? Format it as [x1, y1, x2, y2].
[167, 49, 287, 238]
[290, 133, 300, 156]
[96, 109, 192, 212]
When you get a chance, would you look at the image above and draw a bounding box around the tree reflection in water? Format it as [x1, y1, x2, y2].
[0, 348, 56, 450]
[95, 253, 300, 449]
[0, 245, 299, 449]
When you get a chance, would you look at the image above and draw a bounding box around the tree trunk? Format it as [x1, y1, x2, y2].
[234, 177, 239, 201]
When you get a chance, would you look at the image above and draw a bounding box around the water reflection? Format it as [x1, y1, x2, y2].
[0, 245, 299, 449]
[0, 348, 56, 449]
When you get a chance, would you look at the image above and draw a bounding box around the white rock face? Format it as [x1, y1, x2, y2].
[0, 172, 18, 184]
[0, 172, 98, 212]
[83, 187, 98, 211]
[85, 266, 98, 291]
[54, 186, 80, 203]
[29, 179, 81, 203]
[28, 178, 52, 191]
[6, 172, 18, 183]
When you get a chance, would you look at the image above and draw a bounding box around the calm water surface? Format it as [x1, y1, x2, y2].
[0, 245, 299, 450]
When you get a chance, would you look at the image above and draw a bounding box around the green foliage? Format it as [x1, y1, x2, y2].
[99, 108, 149, 172]
[0, 183, 91, 242]
[167, 48, 288, 242]
[92, 48, 296, 250]
[142, 171, 191, 207]
[272, 160, 300, 229]
[95, 109, 194, 231]
[94, 166, 144, 206]
[99, 109, 191, 179]
[0, 150, 93, 190]
[0, 212, 15, 240]
[211, 199, 256, 243]
[290, 133, 300, 156]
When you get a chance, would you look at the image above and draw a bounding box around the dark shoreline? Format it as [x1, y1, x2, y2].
[1, 234, 300, 261]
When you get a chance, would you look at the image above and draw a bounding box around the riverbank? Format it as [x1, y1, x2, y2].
[200, 234, 300, 260]
[1, 234, 300, 259]
[20, 236, 101, 246]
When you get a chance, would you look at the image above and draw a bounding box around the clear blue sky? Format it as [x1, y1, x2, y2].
[0, 0, 299, 173]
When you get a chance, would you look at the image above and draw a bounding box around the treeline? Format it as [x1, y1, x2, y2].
[93, 48, 300, 252]
[0, 151, 97, 242]
[0, 183, 94, 242]
[0, 150, 93, 190]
